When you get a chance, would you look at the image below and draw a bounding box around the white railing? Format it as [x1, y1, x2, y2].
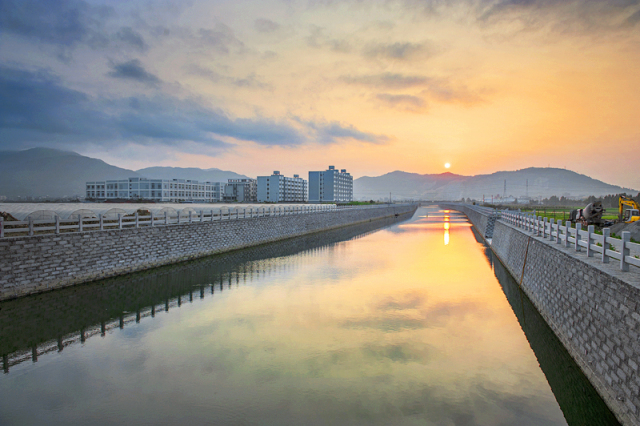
[500, 211, 640, 272]
[0, 203, 412, 239]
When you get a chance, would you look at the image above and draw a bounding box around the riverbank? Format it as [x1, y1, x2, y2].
[441, 203, 640, 426]
[0, 204, 417, 301]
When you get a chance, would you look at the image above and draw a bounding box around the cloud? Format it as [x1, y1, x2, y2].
[192, 24, 245, 54]
[1, 65, 388, 153]
[342, 73, 430, 89]
[345, 73, 483, 105]
[476, 0, 640, 31]
[376, 93, 426, 110]
[186, 65, 270, 89]
[0, 0, 147, 54]
[0, 66, 306, 151]
[254, 18, 280, 33]
[114, 27, 147, 51]
[305, 120, 389, 144]
[107, 60, 160, 85]
[363, 42, 430, 60]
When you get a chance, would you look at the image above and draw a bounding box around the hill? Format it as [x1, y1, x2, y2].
[0, 148, 139, 199]
[354, 168, 637, 201]
[0, 149, 249, 200]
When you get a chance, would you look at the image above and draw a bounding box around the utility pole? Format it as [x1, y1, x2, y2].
[526, 179, 528, 198]
[389, 192, 392, 204]
[503, 180, 507, 198]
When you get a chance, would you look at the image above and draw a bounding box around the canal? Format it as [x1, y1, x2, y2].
[0, 206, 619, 425]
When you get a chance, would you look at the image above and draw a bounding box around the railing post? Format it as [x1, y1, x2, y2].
[177, 212, 181, 224]
[244, 208, 246, 219]
[99, 213, 104, 231]
[211, 209, 214, 222]
[549, 218, 555, 241]
[150, 211, 154, 227]
[586, 225, 594, 257]
[538, 216, 543, 236]
[602, 228, 610, 263]
[135, 212, 139, 228]
[165, 211, 169, 225]
[28, 216, 34, 236]
[55, 215, 60, 234]
[189, 211, 192, 224]
[575, 223, 581, 252]
[621, 232, 630, 272]
[200, 210, 204, 223]
[118, 214, 122, 229]
[556, 220, 562, 245]
[0, 217, 3, 238]
[564, 221, 570, 247]
[543, 217, 547, 238]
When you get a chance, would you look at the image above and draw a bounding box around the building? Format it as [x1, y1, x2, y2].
[86, 177, 224, 202]
[308, 166, 353, 203]
[257, 171, 307, 203]
[223, 179, 257, 203]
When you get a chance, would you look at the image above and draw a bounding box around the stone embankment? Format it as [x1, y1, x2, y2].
[0, 204, 417, 301]
[442, 203, 640, 426]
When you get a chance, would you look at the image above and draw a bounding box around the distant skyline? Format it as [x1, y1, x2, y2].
[2, 0, 640, 189]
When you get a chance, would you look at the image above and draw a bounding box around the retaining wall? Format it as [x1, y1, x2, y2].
[441, 203, 640, 426]
[0, 205, 416, 301]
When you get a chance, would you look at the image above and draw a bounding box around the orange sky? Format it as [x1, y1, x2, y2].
[3, 0, 640, 188]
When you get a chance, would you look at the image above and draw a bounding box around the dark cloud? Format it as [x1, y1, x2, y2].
[254, 18, 280, 33]
[114, 27, 147, 51]
[363, 42, 429, 60]
[0, 0, 110, 46]
[0, 0, 147, 54]
[376, 93, 426, 110]
[342, 73, 430, 89]
[0, 66, 308, 151]
[107, 59, 160, 85]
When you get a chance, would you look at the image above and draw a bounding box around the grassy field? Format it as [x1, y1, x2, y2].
[518, 207, 619, 222]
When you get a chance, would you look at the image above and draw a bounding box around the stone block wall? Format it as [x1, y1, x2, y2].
[442, 203, 640, 426]
[0, 205, 416, 301]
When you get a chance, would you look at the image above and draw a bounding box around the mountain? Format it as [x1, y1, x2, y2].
[136, 167, 249, 183]
[0, 148, 139, 199]
[354, 168, 637, 201]
[0, 148, 249, 200]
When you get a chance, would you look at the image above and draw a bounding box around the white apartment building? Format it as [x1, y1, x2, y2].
[256, 171, 308, 203]
[86, 177, 224, 202]
[308, 166, 353, 203]
[224, 179, 257, 203]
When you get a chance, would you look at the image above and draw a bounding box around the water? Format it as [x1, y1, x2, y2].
[0, 207, 619, 425]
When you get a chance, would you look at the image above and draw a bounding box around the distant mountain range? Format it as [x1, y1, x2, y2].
[0, 148, 635, 200]
[353, 169, 637, 201]
[0, 148, 249, 199]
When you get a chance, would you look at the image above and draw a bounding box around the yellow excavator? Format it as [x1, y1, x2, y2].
[619, 195, 640, 223]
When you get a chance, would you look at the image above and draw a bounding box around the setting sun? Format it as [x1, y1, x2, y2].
[445, 163, 451, 169]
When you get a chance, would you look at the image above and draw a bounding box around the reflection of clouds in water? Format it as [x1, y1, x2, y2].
[340, 293, 486, 332]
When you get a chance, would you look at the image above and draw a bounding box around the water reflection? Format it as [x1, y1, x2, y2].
[0, 207, 618, 425]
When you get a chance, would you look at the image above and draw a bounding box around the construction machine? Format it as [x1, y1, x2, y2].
[619, 195, 640, 224]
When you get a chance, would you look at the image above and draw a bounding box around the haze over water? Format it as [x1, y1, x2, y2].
[0, 208, 618, 425]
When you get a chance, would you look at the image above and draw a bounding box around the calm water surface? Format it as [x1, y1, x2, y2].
[0, 207, 619, 425]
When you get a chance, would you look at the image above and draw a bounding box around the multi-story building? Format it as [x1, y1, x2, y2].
[257, 171, 307, 203]
[86, 177, 224, 202]
[308, 166, 353, 203]
[223, 179, 257, 203]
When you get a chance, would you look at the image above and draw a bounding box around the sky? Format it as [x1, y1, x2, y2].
[1, 0, 640, 188]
